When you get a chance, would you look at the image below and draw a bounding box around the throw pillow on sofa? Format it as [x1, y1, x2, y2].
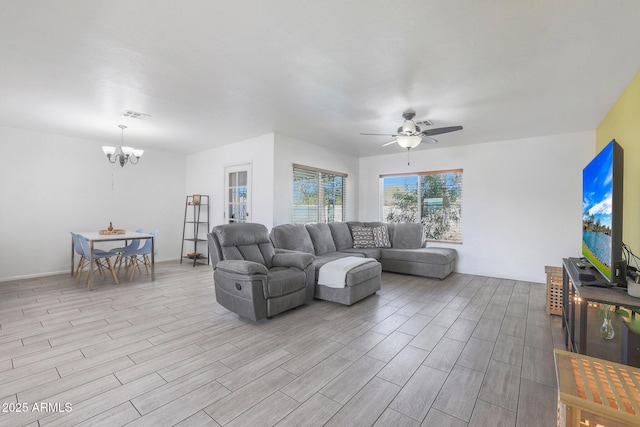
[371, 225, 391, 248]
[351, 226, 376, 248]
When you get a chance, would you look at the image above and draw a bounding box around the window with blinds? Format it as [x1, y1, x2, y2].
[380, 169, 463, 243]
[293, 164, 347, 224]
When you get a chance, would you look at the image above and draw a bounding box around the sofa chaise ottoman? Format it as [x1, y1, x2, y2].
[315, 257, 382, 306]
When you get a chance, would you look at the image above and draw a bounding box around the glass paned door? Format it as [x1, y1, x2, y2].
[225, 164, 251, 223]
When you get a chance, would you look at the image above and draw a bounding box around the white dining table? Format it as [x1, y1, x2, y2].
[71, 230, 155, 289]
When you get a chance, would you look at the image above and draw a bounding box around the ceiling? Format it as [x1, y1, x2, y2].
[1, 1, 639, 157]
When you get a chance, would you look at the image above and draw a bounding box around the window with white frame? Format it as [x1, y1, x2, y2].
[380, 169, 463, 243]
[293, 164, 347, 224]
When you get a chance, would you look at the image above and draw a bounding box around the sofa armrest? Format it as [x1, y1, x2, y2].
[216, 260, 268, 276]
[273, 250, 316, 303]
[272, 252, 315, 270]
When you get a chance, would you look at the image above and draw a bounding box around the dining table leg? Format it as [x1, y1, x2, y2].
[71, 236, 75, 277]
[88, 240, 95, 289]
[151, 236, 155, 281]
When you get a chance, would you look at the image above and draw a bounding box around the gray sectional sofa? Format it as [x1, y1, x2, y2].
[270, 221, 457, 281]
[206, 221, 458, 320]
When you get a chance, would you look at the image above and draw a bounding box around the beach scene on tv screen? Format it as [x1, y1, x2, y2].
[582, 143, 614, 278]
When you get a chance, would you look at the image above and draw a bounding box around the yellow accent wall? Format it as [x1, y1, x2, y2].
[597, 70, 640, 251]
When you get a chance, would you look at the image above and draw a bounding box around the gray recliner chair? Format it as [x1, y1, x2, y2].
[208, 223, 315, 321]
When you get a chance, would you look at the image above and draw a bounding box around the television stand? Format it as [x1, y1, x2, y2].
[562, 258, 640, 365]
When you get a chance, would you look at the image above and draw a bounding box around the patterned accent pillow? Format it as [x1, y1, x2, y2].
[351, 226, 376, 248]
[371, 225, 391, 248]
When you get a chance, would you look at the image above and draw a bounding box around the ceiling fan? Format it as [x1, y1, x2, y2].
[361, 110, 463, 151]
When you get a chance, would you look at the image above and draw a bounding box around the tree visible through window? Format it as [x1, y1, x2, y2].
[380, 169, 462, 243]
[293, 164, 346, 224]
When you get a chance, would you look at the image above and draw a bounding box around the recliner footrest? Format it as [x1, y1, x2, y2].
[214, 270, 268, 321]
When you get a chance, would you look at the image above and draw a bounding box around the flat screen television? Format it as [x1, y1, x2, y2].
[582, 139, 625, 285]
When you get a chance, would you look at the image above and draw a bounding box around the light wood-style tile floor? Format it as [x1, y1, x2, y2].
[0, 262, 563, 426]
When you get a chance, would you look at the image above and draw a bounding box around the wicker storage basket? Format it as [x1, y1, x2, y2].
[546, 265, 564, 316]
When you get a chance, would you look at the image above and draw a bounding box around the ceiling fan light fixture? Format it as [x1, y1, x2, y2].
[397, 135, 422, 149]
[360, 110, 462, 159]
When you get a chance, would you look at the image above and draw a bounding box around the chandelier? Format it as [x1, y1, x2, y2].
[102, 125, 144, 167]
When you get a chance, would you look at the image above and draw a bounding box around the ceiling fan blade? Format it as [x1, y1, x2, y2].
[421, 125, 463, 136]
[422, 136, 438, 144]
[360, 133, 398, 137]
[382, 140, 398, 147]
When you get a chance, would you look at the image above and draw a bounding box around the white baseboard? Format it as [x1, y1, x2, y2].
[0, 257, 184, 283]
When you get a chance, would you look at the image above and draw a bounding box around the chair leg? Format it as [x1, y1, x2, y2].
[129, 256, 140, 281]
[142, 255, 150, 274]
[114, 254, 122, 274]
[95, 260, 105, 276]
[126, 256, 134, 281]
[115, 254, 128, 276]
[106, 258, 119, 284]
[75, 257, 85, 281]
[125, 256, 132, 280]
[87, 259, 102, 286]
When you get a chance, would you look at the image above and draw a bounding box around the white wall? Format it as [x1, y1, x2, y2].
[0, 127, 186, 281]
[359, 131, 595, 283]
[0, 125, 596, 284]
[185, 132, 359, 229]
[185, 133, 275, 228]
[273, 134, 360, 225]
